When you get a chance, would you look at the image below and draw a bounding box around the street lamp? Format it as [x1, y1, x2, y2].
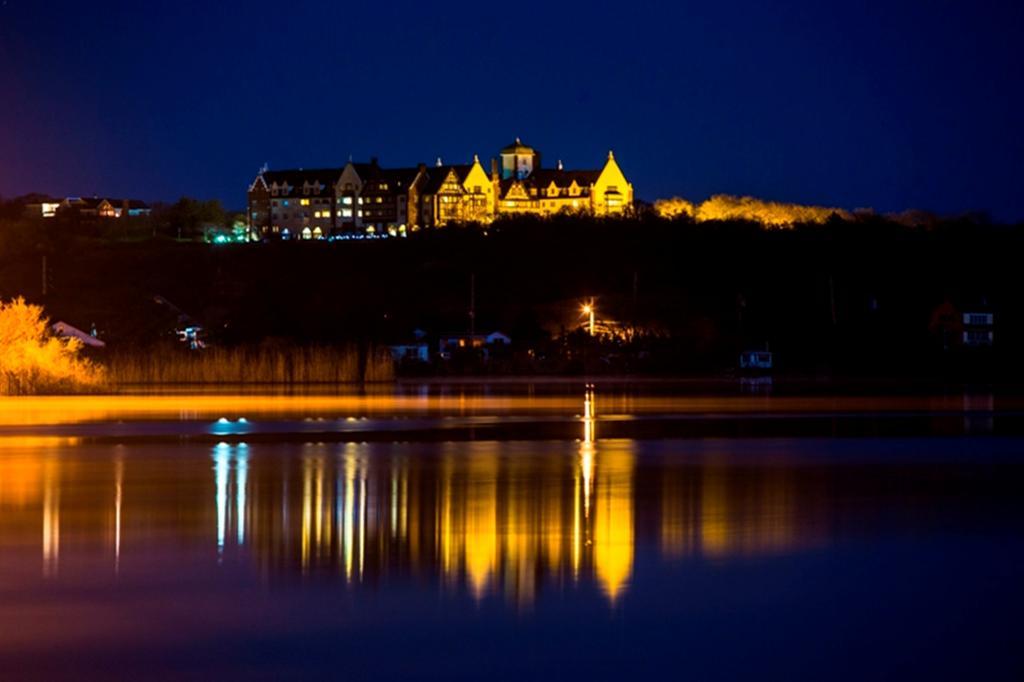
[581, 300, 595, 336]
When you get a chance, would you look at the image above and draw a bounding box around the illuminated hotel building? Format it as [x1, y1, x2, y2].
[246, 139, 633, 238]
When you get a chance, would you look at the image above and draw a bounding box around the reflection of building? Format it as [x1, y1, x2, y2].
[246, 139, 633, 238]
[0, 408, 845, 607]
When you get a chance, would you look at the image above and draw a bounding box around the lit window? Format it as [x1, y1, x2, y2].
[342, 209, 352, 217]
[342, 197, 352, 205]
[300, 199, 310, 206]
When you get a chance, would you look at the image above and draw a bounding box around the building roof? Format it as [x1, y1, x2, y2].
[360, 164, 422, 192]
[422, 165, 473, 195]
[496, 167, 601, 200]
[380, 167, 422, 189]
[530, 168, 601, 187]
[260, 168, 344, 194]
[64, 196, 151, 210]
[500, 137, 534, 154]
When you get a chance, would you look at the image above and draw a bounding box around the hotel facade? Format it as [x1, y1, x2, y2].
[246, 139, 633, 239]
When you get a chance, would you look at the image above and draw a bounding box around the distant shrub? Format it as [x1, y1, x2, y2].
[0, 298, 105, 394]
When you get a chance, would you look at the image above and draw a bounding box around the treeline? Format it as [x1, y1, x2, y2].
[1, 210, 1023, 378]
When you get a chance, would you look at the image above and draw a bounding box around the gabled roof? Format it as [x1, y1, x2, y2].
[530, 168, 601, 188]
[422, 165, 473, 195]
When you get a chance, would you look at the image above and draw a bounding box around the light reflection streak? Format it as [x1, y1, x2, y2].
[215, 444, 229, 556]
[114, 455, 123, 574]
[236, 445, 248, 545]
[42, 458, 59, 578]
[214, 443, 249, 557]
[343, 449, 356, 580]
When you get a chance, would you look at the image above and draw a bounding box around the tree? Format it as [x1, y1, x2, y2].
[153, 197, 227, 240]
[0, 298, 103, 394]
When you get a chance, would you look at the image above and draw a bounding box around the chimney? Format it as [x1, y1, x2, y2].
[370, 156, 379, 167]
[490, 158, 499, 180]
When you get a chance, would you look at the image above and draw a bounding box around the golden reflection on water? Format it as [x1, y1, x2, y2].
[0, 390, 837, 607]
[0, 392, 1003, 427]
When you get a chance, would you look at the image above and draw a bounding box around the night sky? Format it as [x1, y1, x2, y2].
[1, 0, 1022, 220]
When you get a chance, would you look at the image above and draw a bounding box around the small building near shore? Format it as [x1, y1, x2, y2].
[438, 331, 511, 360]
[52, 321, 106, 348]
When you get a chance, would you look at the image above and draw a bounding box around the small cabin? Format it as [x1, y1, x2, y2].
[739, 350, 773, 372]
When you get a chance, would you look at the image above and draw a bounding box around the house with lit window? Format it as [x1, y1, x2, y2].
[419, 156, 495, 228]
[355, 161, 426, 235]
[929, 299, 995, 350]
[248, 168, 345, 240]
[491, 139, 633, 218]
[55, 196, 151, 221]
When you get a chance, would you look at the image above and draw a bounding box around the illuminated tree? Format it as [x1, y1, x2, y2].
[0, 298, 103, 394]
[653, 197, 696, 220]
[654, 194, 853, 227]
[695, 195, 852, 226]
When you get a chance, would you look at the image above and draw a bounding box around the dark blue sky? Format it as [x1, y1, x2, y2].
[1, 0, 1022, 219]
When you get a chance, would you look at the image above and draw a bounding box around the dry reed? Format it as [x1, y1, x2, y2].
[106, 345, 394, 385]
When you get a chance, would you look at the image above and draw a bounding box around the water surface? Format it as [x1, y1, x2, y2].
[0, 388, 1021, 680]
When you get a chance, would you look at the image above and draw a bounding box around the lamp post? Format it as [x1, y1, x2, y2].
[582, 301, 595, 336]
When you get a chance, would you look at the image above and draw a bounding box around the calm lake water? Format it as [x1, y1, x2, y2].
[1, 386, 1022, 680]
